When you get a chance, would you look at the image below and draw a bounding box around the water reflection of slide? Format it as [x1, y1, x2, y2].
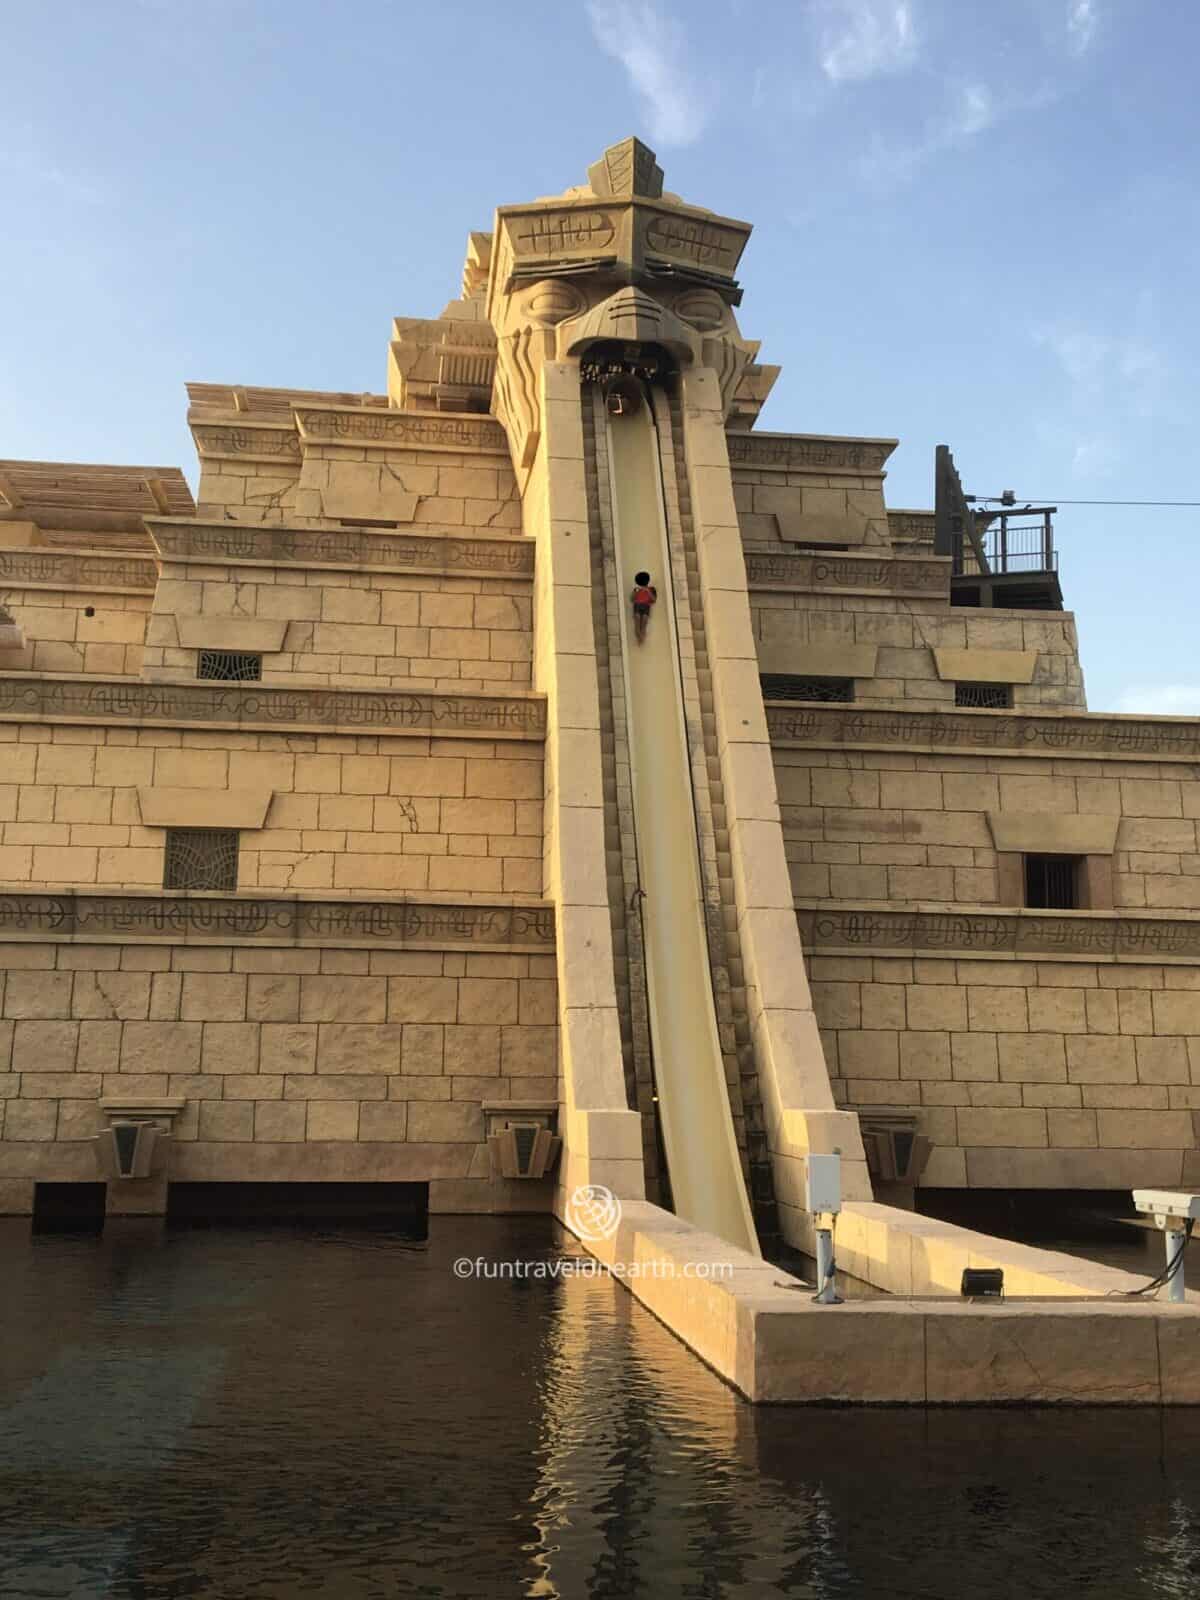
[606, 396, 759, 1257]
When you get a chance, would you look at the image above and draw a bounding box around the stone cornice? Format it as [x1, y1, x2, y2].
[0, 548, 157, 593]
[293, 406, 509, 456]
[797, 902, 1200, 963]
[768, 704, 1200, 764]
[191, 421, 302, 463]
[745, 549, 948, 597]
[0, 892, 555, 952]
[727, 432, 898, 475]
[0, 675, 546, 740]
[144, 518, 533, 579]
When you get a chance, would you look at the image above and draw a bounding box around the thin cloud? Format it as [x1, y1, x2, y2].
[858, 81, 995, 180]
[1035, 325, 1167, 419]
[1066, 0, 1098, 56]
[586, 1, 709, 146]
[817, 0, 917, 83]
[1115, 685, 1200, 717]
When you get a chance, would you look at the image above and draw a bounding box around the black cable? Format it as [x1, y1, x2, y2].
[1006, 499, 1200, 508]
[1108, 1217, 1194, 1298]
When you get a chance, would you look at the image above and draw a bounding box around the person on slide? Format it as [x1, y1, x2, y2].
[631, 571, 657, 643]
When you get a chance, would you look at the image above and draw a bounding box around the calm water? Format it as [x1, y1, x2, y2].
[3, 1215, 1200, 1600]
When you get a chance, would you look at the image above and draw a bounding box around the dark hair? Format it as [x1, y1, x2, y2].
[634, 571, 651, 585]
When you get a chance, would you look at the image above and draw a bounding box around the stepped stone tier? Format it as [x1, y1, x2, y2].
[2, 135, 1198, 1235]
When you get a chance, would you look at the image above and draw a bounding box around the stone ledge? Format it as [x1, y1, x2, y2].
[0, 674, 546, 740]
[986, 811, 1121, 855]
[796, 901, 1200, 962]
[294, 406, 509, 456]
[0, 549, 158, 593]
[0, 890, 555, 951]
[745, 549, 948, 597]
[566, 1198, 1200, 1403]
[727, 432, 897, 475]
[136, 787, 273, 829]
[146, 517, 534, 579]
[769, 702, 1200, 763]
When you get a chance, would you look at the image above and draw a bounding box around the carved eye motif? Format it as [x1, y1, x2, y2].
[672, 289, 728, 332]
[525, 280, 587, 325]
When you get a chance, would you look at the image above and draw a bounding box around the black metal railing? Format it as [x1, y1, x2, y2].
[955, 510, 1056, 576]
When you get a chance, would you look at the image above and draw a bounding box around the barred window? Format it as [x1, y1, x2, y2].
[760, 675, 855, 703]
[955, 681, 1012, 709]
[197, 650, 262, 682]
[1024, 854, 1080, 910]
[164, 829, 240, 891]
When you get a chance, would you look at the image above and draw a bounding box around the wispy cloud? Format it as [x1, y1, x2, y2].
[816, 0, 917, 83]
[586, 1, 708, 146]
[858, 81, 996, 180]
[1036, 325, 1167, 419]
[0, 128, 110, 206]
[1066, 0, 1098, 56]
[1115, 685, 1200, 717]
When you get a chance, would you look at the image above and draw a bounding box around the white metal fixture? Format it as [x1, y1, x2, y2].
[1132, 1189, 1198, 1303]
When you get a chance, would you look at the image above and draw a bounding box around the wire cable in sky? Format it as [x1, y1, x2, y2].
[1018, 499, 1200, 508]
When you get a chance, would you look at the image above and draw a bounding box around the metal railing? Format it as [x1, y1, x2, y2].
[955, 510, 1056, 576]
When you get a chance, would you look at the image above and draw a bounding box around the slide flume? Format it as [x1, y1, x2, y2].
[605, 396, 759, 1257]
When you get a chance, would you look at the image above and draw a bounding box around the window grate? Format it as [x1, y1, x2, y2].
[164, 829, 240, 891]
[760, 674, 855, 704]
[955, 681, 1013, 709]
[197, 650, 262, 682]
[1024, 854, 1080, 910]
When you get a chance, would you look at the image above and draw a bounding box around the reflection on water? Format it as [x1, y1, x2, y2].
[2, 1215, 1200, 1598]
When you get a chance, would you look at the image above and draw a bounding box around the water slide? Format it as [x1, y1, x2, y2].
[605, 395, 759, 1257]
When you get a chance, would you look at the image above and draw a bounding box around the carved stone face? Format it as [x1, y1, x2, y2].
[490, 270, 757, 478]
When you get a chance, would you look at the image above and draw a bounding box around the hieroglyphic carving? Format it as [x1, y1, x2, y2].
[745, 551, 946, 594]
[510, 208, 616, 256]
[192, 425, 302, 460]
[644, 212, 743, 272]
[797, 904, 1200, 963]
[768, 705, 1200, 762]
[728, 433, 896, 473]
[0, 677, 546, 739]
[0, 894, 556, 950]
[148, 522, 533, 577]
[889, 511, 936, 542]
[0, 551, 157, 591]
[295, 409, 508, 453]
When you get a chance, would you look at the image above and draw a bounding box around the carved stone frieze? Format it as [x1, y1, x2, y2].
[797, 903, 1200, 963]
[728, 433, 898, 474]
[146, 519, 533, 577]
[0, 676, 546, 739]
[746, 550, 947, 595]
[768, 704, 1200, 763]
[0, 549, 158, 592]
[0, 892, 556, 951]
[294, 408, 508, 454]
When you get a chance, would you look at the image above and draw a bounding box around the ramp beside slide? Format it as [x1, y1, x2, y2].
[605, 398, 759, 1257]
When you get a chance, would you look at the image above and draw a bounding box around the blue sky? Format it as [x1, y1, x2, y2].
[3, 0, 1197, 713]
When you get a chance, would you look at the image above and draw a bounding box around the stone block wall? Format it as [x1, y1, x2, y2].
[0, 941, 558, 1210]
[777, 751, 1200, 911]
[810, 951, 1200, 1190]
[752, 592, 1086, 712]
[142, 566, 532, 692]
[0, 724, 544, 895]
[195, 444, 521, 535]
[0, 587, 149, 677]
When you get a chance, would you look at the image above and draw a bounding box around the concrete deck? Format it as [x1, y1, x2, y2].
[568, 1198, 1200, 1404]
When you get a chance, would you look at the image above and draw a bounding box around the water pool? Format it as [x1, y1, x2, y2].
[2, 1215, 1198, 1598]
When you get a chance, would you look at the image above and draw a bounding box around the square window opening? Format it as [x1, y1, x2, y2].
[955, 681, 1013, 709]
[197, 650, 262, 682]
[1024, 853, 1081, 910]
[164, 829, 240, 892]
[760, 674, 855, 704]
